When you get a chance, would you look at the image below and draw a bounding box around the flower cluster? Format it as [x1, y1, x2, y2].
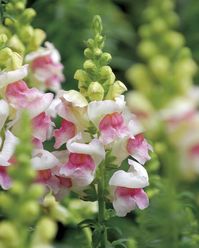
[0, 12, 152, 219]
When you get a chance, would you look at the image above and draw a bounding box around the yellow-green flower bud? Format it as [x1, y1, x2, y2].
[138, 40, 158, 59]
[22, 8, 36, 22]
[4, 18, 13, 26]
[31, 29, 46, 49]
[84, 48, 92, 58]
[74, 69, 88, 82]
[0, 47, 12, 60]
[94, 48, 102, 57]
[100, 66, 112, 78]
[83, 59, 96, 71]
[15, 2, 25, 11]
[20, 26, 34, 41]
[8, 35, 25, 55]
[88, 81, 104, 101]
[0, 34, 8, 46]
[0, 193, 13, 210]
[36, 218, 57, 242]
[138, 25, 151, 38]
[29, 184, 44, 199]
[9, 52, 23, 70]
[151, 18, 167, 33]
[105, 81, 127, 100]
[164, 31, 184, 49]
[21, 201, 40, 222]
[10, 182, 24, 196]
[149, 55, 170, 79]
[0, 222, 19, 247]
[99, 52, 112, 64]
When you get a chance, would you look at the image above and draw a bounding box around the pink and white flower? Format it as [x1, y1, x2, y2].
[60, 134, 105, 188]
[109, 159, 149, 217]
[32, 112, 53, 142]
[0, 130, 19, 189]
[53, 119, 76, 149]
[0, 100, 9, 131]
[56, 90, 89, 131]
[6, 81, 53, 118]
[88, 96, 130, 144]
[26, 42, 64, 91]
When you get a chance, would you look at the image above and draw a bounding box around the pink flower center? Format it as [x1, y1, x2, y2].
[57, 176, 72, 188]
[99, 112, 124, 131]
[127, 134, 144, 154]
[6, 81, 28, 97]
[32, 55, 53, 70]
[67, 153, 95, 170]
[37, 169, 52, 181]
[116, 187, 141, 197]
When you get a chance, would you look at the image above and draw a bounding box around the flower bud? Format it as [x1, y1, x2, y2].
[99, 52, 112, 65]
[8, 35, 25, 55]
[9, 52, 23, 69]
[22, 8, 36, 22]
[21, 201, 40, 222]
[164, 31, 184, 49]
[0, 34, 8, 46]
[0, 193, 13, 210]
[105, 81, 127, 100]
[87, 38, 94, 47]
[151, 18, 167, 33]
[83, 59, 96, 71]
[10, 182, 24, 196]
[29, 184, 44, 199]
[94, 48, 102, 57]
[100, 66, 112, 78]
[138, 40, 158, 59]
[35, 218, 57, 242]
[32, 29, 46, 48]
[88, 81, 104, 101]
[20, 26, 34, 41]
[0, 222, 19, 247]
[15, 2, 25, 11]
[84, 48, 92, 58]
[149, 55, 170, 79]
[74, 69, 88, 82]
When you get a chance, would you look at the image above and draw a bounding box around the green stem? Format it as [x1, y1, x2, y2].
[97, 162, 107, 248]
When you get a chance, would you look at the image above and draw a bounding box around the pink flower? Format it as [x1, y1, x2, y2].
[99, 112, 128, 144]
[56, 90, 89, 131]
[26, 42, 64, 91]
[32, 112, 53, 142]
[53, 119, 76, 149]
[127, 134, 152, 165]
[0, 130, 18, 190]
[88, 96, 130, 144]
[0, 100, 9, 131]
[109, 159, 149, 216]
[60, 134, 105, 188]
[0, 166, 11, 190]
[6, 81, 53, 118]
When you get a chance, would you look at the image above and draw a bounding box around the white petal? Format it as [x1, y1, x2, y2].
[0, 131, 19, 166]
[0, 100, 9, 131]
[32, 149, 59, 170]
[58, 90, 88, 107]
[113, 196, 136, 217]
[87, 95, 125, 126]
[67, 133, 105, 165]
[109, 160, 149, 188]
[0, 65, 28, 88]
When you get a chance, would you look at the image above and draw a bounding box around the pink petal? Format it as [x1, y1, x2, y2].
[53, 120, 76, 149]
[134, 188, 149, 209]
[0, 166, 11, 190]
[6, 81, 53, 118]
